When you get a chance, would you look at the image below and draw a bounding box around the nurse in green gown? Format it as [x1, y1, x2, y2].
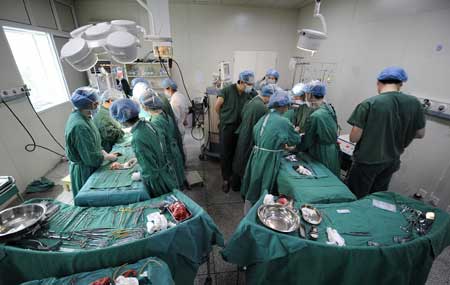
[232, 84, 275, 184]
[64, 87, 119, 197]
[93, 88, 125, 152]
[241, 90, 301, 212]
[139, 89, 185, 189]
[131, 78, 185, 163]
[284, 82, 313, 133]
[298, 81, 341, 177]
[110, 98, 177, 197]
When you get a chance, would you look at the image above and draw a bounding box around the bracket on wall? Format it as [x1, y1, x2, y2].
[0, 85, 30, 103]
[418, 97, 450, 121]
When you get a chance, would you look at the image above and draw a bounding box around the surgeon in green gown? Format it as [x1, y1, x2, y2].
[110, 98, 177, 197]
[93, 88, 125, 152]
[298, 81, 341, 177]
[241, 90, 301, 211]
[64, 87, 119, 197]
[232, 84, 274, 185]
[139, 89, 185, 189]
[284, 82, 313, 133]
[215, 70, 257, 193]
[131, 78, 185, 163]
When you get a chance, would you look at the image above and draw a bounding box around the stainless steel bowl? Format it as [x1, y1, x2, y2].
[257, 204, 300, 233]
[0, 204, 47, 238]
[300, 204, 322, 225]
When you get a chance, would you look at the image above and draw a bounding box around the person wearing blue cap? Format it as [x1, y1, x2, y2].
[232, 84, 275, 186]
[93, 89, 125, 152]
[132, 77, 186, 163]
[140, 89, 186, 189]
[298, 81, 340, 177]
[215, 70, 258, 192]
[284, 83, 313, 132]
[110, 98, 178, 197]
[241, 90, 301, 211]
[255, 68, 280, 90]
[162, 78, 190, 146]
[64, 87, 119, 197]
[346, 66, 426, 198]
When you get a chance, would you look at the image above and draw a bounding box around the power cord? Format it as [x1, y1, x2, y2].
[154, 49, 207, 141]
[25, 95, 65, 151]
[0, 98, 65, 157]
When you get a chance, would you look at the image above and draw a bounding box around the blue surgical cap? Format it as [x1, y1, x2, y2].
[71, 87, 99, 110]
[130, 78, 150, 89]
[161, 78, 178, 91]
[110, 98, 140, 123]
[239, 70, 255, 84]
[261, 84, 277, 97]
[140, 89, 163, 110]
[132, 82, 150, 101]
[292, 83, 307, 96]
[266, 68, 280, 80]
[377, 66, 408, 82]
[268, 90, 291, 108]
[101, 89, 124, 103]
[306, 81, 326, 97]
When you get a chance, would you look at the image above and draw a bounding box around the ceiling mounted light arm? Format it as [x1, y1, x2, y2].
[296, 0, 328, 54]
[136, 0, 156, 36]
[313, 0, 327, 35]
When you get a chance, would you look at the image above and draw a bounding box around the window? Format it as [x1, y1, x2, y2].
[3, 26, 69, 112]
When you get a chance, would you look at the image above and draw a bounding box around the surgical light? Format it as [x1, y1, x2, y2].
[61, 21, 144, 71]
[297, 0, 328, 55]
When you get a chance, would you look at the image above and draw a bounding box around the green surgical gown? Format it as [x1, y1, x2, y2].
[347, 91, 426, 164]
[64, 111, 104, 197]
[241, 111, 301, 204]
[284, 104, 313, 132]
[149, 112, 185, 188]
[131, 119, 178, 197]
[233, 96, 268, 175]
[93, 106, 124, 152]
[298, 103, 340, 177]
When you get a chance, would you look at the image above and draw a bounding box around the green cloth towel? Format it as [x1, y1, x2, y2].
[222, 191, 450, 285]
[278, 152, 356, 204]
[26, 177, 55, 193]
[0, 190, 224, 285]
[21, 257, 174, 285]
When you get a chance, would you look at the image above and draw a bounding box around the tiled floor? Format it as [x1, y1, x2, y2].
[7, 133, 450, 284]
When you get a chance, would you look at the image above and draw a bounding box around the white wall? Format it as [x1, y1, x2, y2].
[169, 3, 298, 96]
[0, 0, 87, 197]
[296, 0, 450, 209]
[74, 0, 299, 97]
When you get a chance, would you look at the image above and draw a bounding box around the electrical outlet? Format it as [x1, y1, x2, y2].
[418, 97, 450, 121]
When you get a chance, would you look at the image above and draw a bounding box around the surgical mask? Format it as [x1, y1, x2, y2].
[267, 78, 276, 84]
[293, 99, 306, 105]
[245, 86, 253, 93]
[90, 106, 99, 117]
[164, 90, 171, 97]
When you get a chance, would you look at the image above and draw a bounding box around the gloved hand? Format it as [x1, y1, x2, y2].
[102, 150, 118, 162]
[131, 172, 141, 181]
[296, 165, 313, 176]
[284, 144, 296, 152]
[110, 162, 123, 170]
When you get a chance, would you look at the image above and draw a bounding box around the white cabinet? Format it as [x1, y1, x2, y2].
[54, 1, 76, 32]
[0, 0, 31, 24]
[25, 0, 58, 29]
